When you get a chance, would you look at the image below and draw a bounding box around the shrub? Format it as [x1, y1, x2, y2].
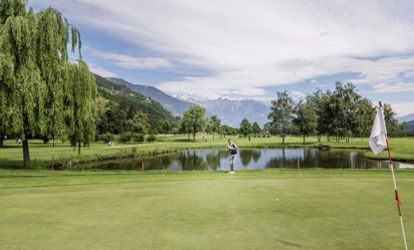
[42, 136, 50, 144]
[147, 134, 156, 142]
[132, 133, 144, 143]
[119, 133, 132, 143]
[97, 133, 115, 143]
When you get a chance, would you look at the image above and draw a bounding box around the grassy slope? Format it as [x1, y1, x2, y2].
[95, 74, 175, 126]
[0, 170, 413, 250]
[0, 136, 413, 168]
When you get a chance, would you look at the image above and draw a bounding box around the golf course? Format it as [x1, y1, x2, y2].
[1, 168, 414, 249]
[2, 0, 414, 249]
[1, 136, 414, 249]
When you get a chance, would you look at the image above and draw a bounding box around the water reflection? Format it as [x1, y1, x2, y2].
[80, 148, 414, 171]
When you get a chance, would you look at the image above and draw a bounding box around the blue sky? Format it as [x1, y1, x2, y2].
[30, 0, 414, 115]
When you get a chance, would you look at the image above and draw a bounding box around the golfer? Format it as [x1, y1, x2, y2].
[227, 138, 238, 174]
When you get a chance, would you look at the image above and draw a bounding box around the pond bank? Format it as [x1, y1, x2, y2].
[1, 137, 412, 169]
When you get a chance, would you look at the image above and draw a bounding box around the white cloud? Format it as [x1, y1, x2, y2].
[89, 49, 172, 69]
[291, 90, 306, 99]
[373, 82, 414, 93]
[88, 63, 117, 77]
[310, 79, 319, 85]
[31, 0, 414, 97]
[391, 102, 414, 116]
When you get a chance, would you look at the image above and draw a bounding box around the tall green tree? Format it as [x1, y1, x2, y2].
[160, 119, 172, 134]
[36, 8, 81, 146]
[219, 124, 233, 137]
[383, 103, 400, 136]
[209, 115, 221, 140]
[240, 119, 252, 140]
[127, 111, 150, 135]
[251, 122, 262, 136]
[1, 3, 47, 167]
[0, 53, 13, 147]
[66, 61, 97, 154]
[331, 82, 361, 142]
[182, 106, 206, 141]
[293, 100, 317, 144]
[355, 98, 375, 139]
[179, 117, 191, 141]
[268, 91, 294, 144]
[307, 90, 331, 142]
[0, 1, 94, 164]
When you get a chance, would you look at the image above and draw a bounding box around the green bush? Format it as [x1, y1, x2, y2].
[146, 134, 156, 142]
[119, 133, 132, 143]
[132, 133, 144, 143]
[97, 133, 115, 143]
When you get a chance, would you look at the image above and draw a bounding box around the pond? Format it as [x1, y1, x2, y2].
[78, 148, 414, 171]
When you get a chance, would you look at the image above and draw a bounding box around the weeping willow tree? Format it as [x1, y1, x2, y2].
[36, 8, 82, 146]
[0, 0, 95, 167]
[66, 61, 97, 155]
[0, 0, 25, 147]
[0, 53, 14, 147]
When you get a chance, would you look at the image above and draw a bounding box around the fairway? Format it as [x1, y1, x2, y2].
[1, 170, 413, 250]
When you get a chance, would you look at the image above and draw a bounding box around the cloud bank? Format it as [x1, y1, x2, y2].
[32, 0, 414, 101]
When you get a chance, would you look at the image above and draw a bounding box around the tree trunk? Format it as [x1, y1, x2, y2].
[193, 132, 196, 141]
[317, 135, 321, 143]
[303, 135, 306, 144]
[69, 135, 76, 147]
[0, 133, 4, 148]
[282, 135, 285, 145]
[22, 138, 30, 168]
[78, 141, 81, 155]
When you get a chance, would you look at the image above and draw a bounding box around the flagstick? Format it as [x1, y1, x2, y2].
[386, 136, 408, 250]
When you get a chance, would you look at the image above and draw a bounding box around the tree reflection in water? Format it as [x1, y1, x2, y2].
[81, 148, 413, 170]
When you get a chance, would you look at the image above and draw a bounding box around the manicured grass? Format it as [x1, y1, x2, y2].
[365, 137, 414, 162]
[0, 169, 413, 249]
[0, 136, 413, 168]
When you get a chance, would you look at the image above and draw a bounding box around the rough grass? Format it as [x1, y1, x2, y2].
[0, 136, 412, 168]
[0, 169, 413, 250]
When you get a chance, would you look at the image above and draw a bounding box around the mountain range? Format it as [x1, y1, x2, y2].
[103, 77, 271, 127]
[107, 78, 194, 116]
[95, 74, 175, 128]
[97, 76, 413, 130]
[193, 98, 270, 127]
[405, 120, 414, 134]
[397, 114, 414, 123]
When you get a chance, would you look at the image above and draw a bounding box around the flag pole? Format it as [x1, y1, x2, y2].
[380, 102, 408, 250]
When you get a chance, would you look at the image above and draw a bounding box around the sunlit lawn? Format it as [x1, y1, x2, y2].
[0, 169, 413, 250]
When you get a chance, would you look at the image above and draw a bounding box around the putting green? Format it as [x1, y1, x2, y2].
[0, 170, 413, 249]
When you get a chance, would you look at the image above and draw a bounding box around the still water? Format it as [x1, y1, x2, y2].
[79, 148, 414, 171]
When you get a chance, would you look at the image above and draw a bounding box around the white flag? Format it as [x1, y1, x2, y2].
[369, 106, 388, 155]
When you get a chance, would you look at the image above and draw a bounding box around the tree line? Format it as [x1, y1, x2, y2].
[0, 0, 96, 167]
[175, 82, 405, 143]
[267, 82, 404, 144]
[176, 106, 262, 141]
